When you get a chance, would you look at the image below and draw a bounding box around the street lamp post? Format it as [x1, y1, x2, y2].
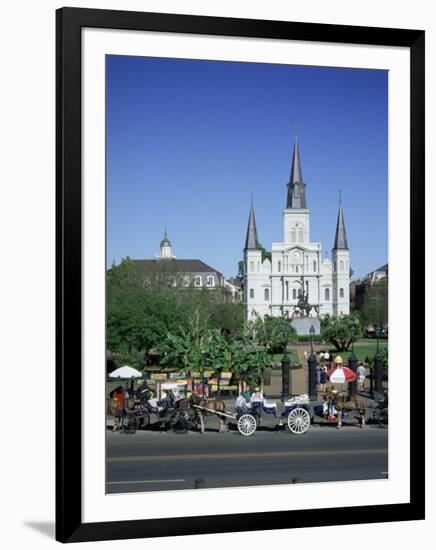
[308, 325, 317, 400]
[348, 325, 358, 395]
[201, 352, 207, 396]
[281, 326, 292, 400]
[373, 325, 383, 400]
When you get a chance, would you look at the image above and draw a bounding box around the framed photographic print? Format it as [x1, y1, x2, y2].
[56, 7, 425, 543]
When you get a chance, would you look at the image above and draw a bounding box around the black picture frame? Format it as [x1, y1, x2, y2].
[56, 7, 425, 543]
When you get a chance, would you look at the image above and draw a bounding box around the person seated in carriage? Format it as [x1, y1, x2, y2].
[235, 392, 251, 415]
[250, 387, 264, 405]
[146, 390, 172, 416]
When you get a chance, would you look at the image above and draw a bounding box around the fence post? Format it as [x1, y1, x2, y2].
[308, 353, 317, 400]
[281, 354, 291, 400]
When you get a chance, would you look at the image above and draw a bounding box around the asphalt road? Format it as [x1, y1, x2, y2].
[106, 418, 388, 494]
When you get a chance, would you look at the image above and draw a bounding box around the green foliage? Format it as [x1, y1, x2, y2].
[237, 260, 245, 280]
[157, 315, 271, 385]
[157, 311, 212, 374]
[365, 346, 389, 370]
[107, 258, 287, 385]
[107, 258, 245, 365]
[251, 314, 297, 354]
[260, 247, 271, 263]
[208, 303, 245, 336]
[360, 278, 388, 328]
[112, 345, 146, 370]
[321, 314, 362, 352]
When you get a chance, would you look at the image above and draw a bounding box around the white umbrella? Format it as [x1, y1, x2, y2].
[109, 365, 143, 379]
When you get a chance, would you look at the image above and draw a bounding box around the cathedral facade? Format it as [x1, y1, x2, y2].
[244, 138, 350, 321]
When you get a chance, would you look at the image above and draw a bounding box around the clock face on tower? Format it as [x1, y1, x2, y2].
[292, 250, 301, 261]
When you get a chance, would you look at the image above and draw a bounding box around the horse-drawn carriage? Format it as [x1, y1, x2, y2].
[234, 394, 311, 436]
[192, 393, 311, 437]
[110, 381, 311, 437]
[115, 382, 201, 434]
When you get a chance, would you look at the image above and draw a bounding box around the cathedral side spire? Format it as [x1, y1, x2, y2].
[286, 137, 307, 209]
[333, 200, 349, 250]
[244, 203, 261, 251]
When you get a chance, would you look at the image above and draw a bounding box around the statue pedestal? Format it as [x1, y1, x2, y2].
[291, 317, 321, 336]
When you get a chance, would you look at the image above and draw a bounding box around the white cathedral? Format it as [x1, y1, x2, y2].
[244, 137, 350, 321]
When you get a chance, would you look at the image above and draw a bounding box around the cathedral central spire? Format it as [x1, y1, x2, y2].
[286, 137, 307, 209]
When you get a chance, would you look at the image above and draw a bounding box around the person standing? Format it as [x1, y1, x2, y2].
[316, 363, 322, 397]
[357, 361, 367, 392]
[320, 365, 328, 394]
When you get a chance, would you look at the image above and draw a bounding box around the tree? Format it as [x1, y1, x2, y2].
[107, 259, 190, 357]
[112, 345, 146, 370]
[321, 314, 362, 351]
[360, 278, 388, 328]
[208, 303, 245, 336]
[228, 343, 270, 388]
[252, 315, 297, 354]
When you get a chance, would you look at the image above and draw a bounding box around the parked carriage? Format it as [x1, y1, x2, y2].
[112, 379, 311, 437]
[235, 394, 311, 436]
[120, 382, 200, 434]
[193, 394, 311, 437]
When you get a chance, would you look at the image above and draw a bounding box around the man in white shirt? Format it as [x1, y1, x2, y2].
[356, 362, 367, 391]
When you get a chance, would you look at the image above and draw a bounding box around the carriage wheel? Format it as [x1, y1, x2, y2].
[373, 407, 388, 426]
[237, 414, 257, 436]
[121, 413, 137, 434]
[137, 411, 150, 430]
[287, 407, 310, 434]
[170, 412, 189, 434]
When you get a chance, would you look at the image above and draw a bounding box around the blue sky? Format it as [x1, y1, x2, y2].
[106, 55, 387, 279]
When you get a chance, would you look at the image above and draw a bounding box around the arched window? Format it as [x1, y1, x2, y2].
[340, 288, 344, 298]
[291, 228, 296, 243]
[295, 266, 299, 273]
[250, 261, 254, 272]
[334, 261, 337, 272]
[264, 288, 269, 301]
[325, 288, 330, 301]
[249, 288, 254, 299]
[340, 260, 344, 271]
[298, 228, 303, 242]
[292, 288, 297, 299]
[278, 261, 282, 272]
[313, 260, 316, 272]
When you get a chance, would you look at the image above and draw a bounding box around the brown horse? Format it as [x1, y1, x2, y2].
[191, 393, 227, 433]
[323, 386, 366, 429]
[107, 397, 122, 431]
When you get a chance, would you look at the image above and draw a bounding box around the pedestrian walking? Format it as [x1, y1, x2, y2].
[357, 361, 367, 391]
[316, 363, 322, 397]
